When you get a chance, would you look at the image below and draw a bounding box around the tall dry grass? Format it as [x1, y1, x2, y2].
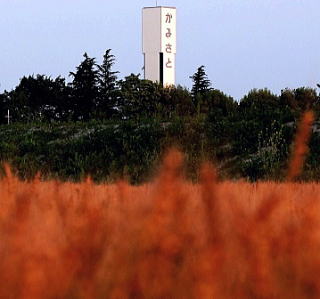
[287, 110, 315, 181]
[0, 111, 319, 298]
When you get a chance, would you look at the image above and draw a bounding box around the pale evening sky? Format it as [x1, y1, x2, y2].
[0, 0, 319, 100]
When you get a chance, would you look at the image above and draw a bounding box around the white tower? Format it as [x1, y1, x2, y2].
[142, 6, 176, 87]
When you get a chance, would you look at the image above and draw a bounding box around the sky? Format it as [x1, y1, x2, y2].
[0, 0, 319, 100]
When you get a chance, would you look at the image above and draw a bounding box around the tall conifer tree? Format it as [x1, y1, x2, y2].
[190, 65, 212, 98]
[97, 49, 119, 118]
[70, 53, 99, 120]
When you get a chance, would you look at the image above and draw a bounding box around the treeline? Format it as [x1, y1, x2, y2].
[0, 49, 319, 125]
[1, 49, 320, 182]
[0, 50, 197, 122]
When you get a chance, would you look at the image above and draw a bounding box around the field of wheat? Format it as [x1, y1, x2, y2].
[0, 111, 319, 298]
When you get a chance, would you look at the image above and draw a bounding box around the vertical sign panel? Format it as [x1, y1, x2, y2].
[161, 7, 176, 86]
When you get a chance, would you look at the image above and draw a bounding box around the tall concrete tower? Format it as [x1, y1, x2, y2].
[142, 6, 176, 86]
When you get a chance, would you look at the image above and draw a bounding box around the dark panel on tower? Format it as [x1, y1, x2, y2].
[159, 52, 164, 84]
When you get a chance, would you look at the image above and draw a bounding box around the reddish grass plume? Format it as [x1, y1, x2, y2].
[0, 111, 320, 298]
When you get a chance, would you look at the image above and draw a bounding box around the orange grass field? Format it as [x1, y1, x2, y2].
[1, 111, 320, 298]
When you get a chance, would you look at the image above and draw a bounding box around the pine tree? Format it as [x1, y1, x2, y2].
[69, 53, 99, 120]
[190, 65, 212, 98]
[96, 49, 119, 118]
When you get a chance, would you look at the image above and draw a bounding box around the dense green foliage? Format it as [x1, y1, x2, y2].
[1, 50, 320, 182]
